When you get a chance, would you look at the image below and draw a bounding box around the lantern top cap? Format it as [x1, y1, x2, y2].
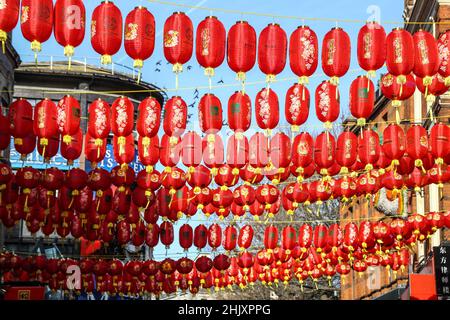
[331, 27, 343, 31]
[135, 6, 146, 10]
[393, 27, 403, 31]
[206, 16, 218, 19]
[268, 23, 280, 27]
[236, 20, 249, 24]
[174, 11, 185, 15]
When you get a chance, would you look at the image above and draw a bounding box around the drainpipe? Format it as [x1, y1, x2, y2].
[413, 88, 426, 261]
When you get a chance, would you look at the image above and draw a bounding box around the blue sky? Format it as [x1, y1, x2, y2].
[11, 0, 404, 260]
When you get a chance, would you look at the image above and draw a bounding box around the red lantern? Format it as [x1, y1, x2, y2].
[289, 26, 318, 83]
[249, 132, 269, 170]
[223, 226, 237, 252]
[358, 128, 380, 171]
[336, 131, 357, 173]
[0, 0, 19, 53]
[438, 30, 450, 85]
[291, 132, 314, 178]
[179, 223, 193, 251]
[207, 224, 222, 250]
[187, 165, 212, 189]
[314, 131, 335, 175]
[381, 72, 416, 124]
[256, 184, 280, 212]
[164, 96, 187, 138]
[57, 95, 81, 144]
[321, 27, 351, 84]
[285, 83, 309, 132]
[357, 22, 386, 76]
[406, 125, 428, 169]
[124, 6, 155, 72]
[238, 225, 253, 250]
[20, 0, 53, 58]
[60, 128, 82, 165]
[227, 133, 249, 170]
[163, 12, 193, 73]
[282, 226, 297, 254]
[202, 133, 224, 174]
[269, 132, 291, 171]
[349, 76, 375, 125]
[181, 131, 203, 172]
[88, 98, 110, 151]
[430, 123, 450, 163]
[160, 134, 181, 169]
[199, 93, 222, 134]
[233, 185, 256, 210]
[194, 224, 208, 250]
[264, 225, 278, 252]
[315, 81, 340, 126]
[54, 0, 85, 66]
[255, 87, 279, 132]
[33, 98, 58, 159]
[258, 23, 287, 82]
[382, 124, 406, 167]
[138, 135, 159, 171]
[137, 97, 161, 139]
[113, 134, 135, 166]
[196, 16, 225, 77]
[313, 224, 328, 253]
[416, 73, 449, 99]
[160, 221, 174, 249]
[413, 30, 439, 86]
[386, 28, 414, 80]
[228, 91, 251, 133]
[84, 133, 106, 166]
[91, 1, 122, 65]
[111, 96, 134, 138]
[145, 223, 159, 248]
[227, 21, 256, 81]
[9, 99, 33, 138]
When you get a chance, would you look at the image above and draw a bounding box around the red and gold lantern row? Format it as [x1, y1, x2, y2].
[321, 27, 351, 86]
[164, 12, 193, 74]
[258, 23, 287, 82]
[54, 0, 86, 68]
[196, 16, 226, 77]
[227, 21, 257, 82]
[357, 22, 386, 78]
[124, 6, 155, 77]
[20, 0, 53, 60]
[349, 76, 375, 127]
[289, 26, 318, 85]
[0, 0, 20, 53]
[91, 1, 122, 65]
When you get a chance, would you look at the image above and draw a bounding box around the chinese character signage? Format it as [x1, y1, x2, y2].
[9, 139, 79, 170]
[433, 244, 450, 297]
[87, 144, 145, 172]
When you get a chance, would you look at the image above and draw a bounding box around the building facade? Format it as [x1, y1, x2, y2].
[340, 0, 450, 300]
[2, 60, 166, 257]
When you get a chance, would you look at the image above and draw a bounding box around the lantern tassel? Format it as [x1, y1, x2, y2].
[0, 30, 6, 54]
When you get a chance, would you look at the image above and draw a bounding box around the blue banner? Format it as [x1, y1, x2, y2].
[87, 144, 145, 173]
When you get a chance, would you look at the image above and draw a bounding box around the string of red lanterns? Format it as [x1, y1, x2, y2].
[2, 0, 450, 90]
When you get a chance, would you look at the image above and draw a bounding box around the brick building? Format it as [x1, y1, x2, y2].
[340, 0, 450, 300]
